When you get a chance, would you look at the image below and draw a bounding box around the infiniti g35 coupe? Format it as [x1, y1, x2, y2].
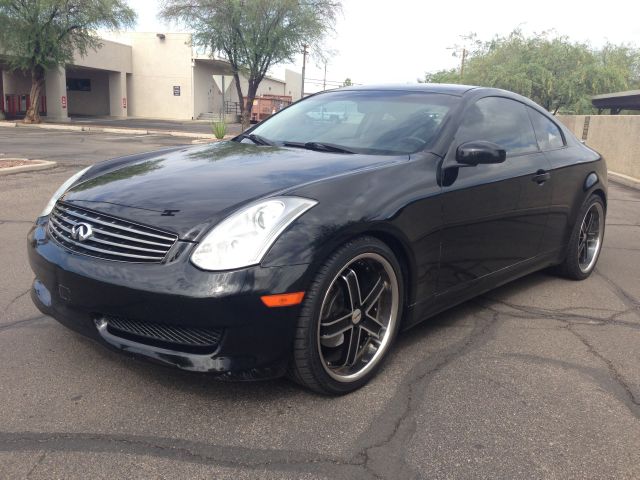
[28, 84, 607, 395]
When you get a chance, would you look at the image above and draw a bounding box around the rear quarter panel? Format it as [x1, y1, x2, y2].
[542, 141, 607, 257]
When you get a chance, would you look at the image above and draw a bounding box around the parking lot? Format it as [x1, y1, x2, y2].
[1, 128, 639, 479]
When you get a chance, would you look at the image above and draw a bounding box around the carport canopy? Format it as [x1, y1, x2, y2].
[592, 89, 640, 114]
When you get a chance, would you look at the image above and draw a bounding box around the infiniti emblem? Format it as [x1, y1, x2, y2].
[71, 222, 93, 241]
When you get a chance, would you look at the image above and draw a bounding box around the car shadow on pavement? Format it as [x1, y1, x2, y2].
[65, 270, 556, 400]
[389, 270, 555, 356]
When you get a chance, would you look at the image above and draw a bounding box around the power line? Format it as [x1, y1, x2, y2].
[304, 81, 360, 88]
[306, 78, 346, 83]
[305, 78, 361, 86]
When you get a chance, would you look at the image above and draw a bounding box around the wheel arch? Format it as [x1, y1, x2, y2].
[344, 228, 417, 322]
[592, 188, 607, 211]
[583, 171, 607, 210]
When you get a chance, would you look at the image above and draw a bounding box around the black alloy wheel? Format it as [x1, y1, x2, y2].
[289, 237, 403, 395]
[557, 195, 606, 280]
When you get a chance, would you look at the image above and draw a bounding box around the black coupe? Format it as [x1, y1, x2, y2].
[28, 84, 607, 394]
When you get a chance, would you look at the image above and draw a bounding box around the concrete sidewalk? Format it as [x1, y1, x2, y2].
[66, 116, 243, 136]
[0, 116, 242, 140]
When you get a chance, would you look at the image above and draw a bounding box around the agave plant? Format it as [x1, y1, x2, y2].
[212, 121, 227, 140]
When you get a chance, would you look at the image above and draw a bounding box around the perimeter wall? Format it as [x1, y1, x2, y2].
[557, 115, 640, 180]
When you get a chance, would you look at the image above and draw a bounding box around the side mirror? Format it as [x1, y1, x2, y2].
[456, 141, 506, 166]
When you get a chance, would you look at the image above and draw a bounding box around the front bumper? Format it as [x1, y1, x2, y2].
[27, 219, 311, 379]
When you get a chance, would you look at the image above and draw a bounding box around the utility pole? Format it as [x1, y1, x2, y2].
[460, 48, 467, 80]
[447, 34, 474, 81]
[301, 44, 308, 99]
[323, 61, 327, 90]
[221, 75, 225, 120]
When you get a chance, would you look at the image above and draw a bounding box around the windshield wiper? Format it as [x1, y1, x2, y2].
[305, 142, 355, 154]
[283, 141, 355, 154]
[237, 133, 275, 146]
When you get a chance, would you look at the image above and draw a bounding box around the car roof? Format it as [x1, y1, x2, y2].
[312, 83, 558, 119]
[338, 83, 479, 96]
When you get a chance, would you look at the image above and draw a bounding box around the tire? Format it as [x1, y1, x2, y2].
[556, 195, 606, 280]
[288, 236, 404, 395]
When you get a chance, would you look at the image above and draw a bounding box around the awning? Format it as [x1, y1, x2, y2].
[592, 90, 640, 113]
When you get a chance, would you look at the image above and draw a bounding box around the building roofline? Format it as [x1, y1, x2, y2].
[592, 89, 640, 111]
[592, 89, 640, 100]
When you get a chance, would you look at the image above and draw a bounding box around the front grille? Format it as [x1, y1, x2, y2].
[103, 316, 223, 349]
[48, 202, 177, 263]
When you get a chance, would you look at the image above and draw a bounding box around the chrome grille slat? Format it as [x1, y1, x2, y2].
[56, 204, 176, 241]
[53, 210, 174, 248]
[49, 221, 164, 260]
[50, 215, 166, 254]
[48, 202, 177, 263]
[49, 219, 164, 259]
[103, 316, 223, 348]
[52, 218, 167, 253]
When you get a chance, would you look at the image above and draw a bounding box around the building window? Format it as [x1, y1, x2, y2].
[67, 79, 91, 92]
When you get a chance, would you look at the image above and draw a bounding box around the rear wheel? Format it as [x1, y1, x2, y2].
[557, 195, 605, 280]
[289, 237, 403, 395]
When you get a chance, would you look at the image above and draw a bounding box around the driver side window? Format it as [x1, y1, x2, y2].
[456, 97, 539, 157]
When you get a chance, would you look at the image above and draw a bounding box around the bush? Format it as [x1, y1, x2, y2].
[212, 121, 227, 139]
[0, 110, 5, 121]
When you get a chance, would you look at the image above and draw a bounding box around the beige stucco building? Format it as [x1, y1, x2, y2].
[0, 32, 302, 122]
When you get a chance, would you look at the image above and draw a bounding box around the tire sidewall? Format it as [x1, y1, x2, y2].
[565, 195, 606, 280]
[302, 237, 404, 394]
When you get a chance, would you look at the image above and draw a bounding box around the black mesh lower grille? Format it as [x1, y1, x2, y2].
[103, 316, 223, 349]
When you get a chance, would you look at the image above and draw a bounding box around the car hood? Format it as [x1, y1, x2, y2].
[62, 141, 407, 240]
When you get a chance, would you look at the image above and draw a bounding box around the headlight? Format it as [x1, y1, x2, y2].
[191, 196, 317, 271]
[39, 166, 92, 217]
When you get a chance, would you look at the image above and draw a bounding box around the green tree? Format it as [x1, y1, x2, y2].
[421, 30, 640, 114]
[0, 0, 136, 123]
[420, 69, 460, 84]
[342, 77, 352, 86]
[161, 0, 341, 130]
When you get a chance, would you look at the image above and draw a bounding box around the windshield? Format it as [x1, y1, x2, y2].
[247, 90, 459, 155]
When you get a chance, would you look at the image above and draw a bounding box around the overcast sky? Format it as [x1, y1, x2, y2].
[127, 0, 640, 92]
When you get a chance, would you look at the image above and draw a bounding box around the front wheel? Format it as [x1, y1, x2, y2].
[288, 237, 403, 395]
[557, 195, 606, 280]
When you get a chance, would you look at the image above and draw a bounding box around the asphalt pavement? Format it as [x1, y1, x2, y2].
[1, 128, 639, 479]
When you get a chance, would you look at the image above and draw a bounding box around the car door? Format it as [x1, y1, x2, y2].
[525, 106, 573, 255]
[437, 96, 553, 294]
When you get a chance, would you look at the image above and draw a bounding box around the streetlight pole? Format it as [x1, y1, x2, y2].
[301, 44, 308, 99]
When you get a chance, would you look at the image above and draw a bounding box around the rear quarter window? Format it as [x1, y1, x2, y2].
[527, 108, 565, 151]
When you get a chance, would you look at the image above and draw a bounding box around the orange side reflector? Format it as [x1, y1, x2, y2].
[261, 291, 305, 308]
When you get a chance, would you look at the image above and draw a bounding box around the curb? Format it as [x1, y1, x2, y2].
[163, 130, 217, 139]
[191, 134, 235, 144]
[102, 127, 149, 135]
[33, 123, 84, 132]
[0, 159, 57, 176]
[1, 120, 221, 140]
[609, 171, 640, 190]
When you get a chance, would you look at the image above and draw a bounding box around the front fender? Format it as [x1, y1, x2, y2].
[262, 155, 443, 306]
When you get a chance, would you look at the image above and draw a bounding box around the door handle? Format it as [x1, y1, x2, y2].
[532, 170, 550, 184]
